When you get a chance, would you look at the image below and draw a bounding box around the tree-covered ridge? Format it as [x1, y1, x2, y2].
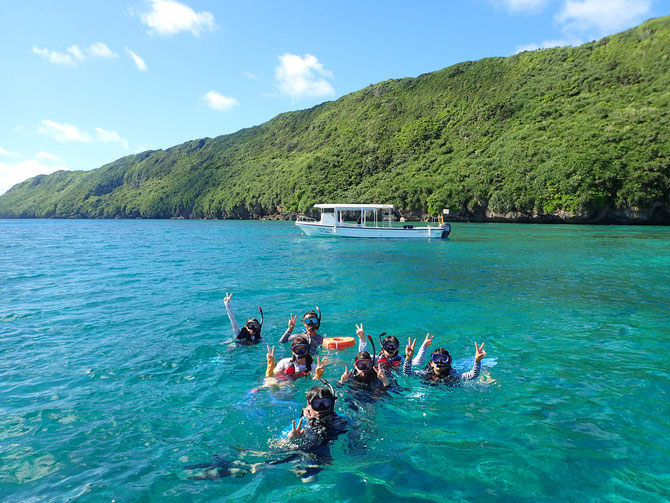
[1, 16, 668, 223]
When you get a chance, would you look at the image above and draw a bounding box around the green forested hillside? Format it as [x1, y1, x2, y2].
[1, 17, 669, 223]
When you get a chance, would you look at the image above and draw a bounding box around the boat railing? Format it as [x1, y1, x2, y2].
[296, 215, 317, 223]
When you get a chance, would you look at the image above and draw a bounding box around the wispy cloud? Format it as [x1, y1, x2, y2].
[94, 127, 130, 149]
[0, 158, 68, 195]
[515, 37, 582, 53]
[88, 42, 118, 59]
[33, 42, 118, 66]
[275, 53, 335, 101]
[494, 0, 549, 13]
[203, 91, 239, 112]
[38, 120, 130, 149]
[33, 45, 84, 66]
[556, 0, 652, 35]
[139, 0, 216, 37]
[0, 147, 20, 156]
[39, 120, 92, 143]
[126, 47, 148, 71]
[242, 71, 257, 80]
[36, 152, 63, 162]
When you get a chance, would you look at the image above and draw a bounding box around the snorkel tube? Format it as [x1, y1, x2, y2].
[320, 378, 337, 413]
[315, 306, 321, 329]
[368, 334, 379, 365]
[258, 306, 264, 328]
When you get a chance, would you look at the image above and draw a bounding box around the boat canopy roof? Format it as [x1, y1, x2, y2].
[314, 203, 395, 211]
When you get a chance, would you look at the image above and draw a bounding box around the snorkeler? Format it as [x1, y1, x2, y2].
[266, 336, 328, 380]
[403, 338, 487, 383]
[278, 308, 323, 353]
[223, 292, 263, 344]
[185, 382, 349, 482]
[355, 323, 431, 372]
[338, 350, 390, 389]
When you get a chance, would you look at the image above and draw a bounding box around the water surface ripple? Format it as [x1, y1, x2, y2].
[1, 220, 669, 502]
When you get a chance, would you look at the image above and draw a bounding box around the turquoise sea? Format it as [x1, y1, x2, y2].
[1, 219, 669, 502]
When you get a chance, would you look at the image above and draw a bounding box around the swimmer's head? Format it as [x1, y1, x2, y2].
[354, 351, 374, 375]
[291, 336, 311, 359]
[303, 308, 321, 331]
[244, 318, 261, 337]
[380, 335, 399, 357]
[430, 348, 452, 374]
[306, 384, 336, 416]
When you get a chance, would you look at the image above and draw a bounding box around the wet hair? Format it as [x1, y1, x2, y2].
[302, 310, 321, 329]
[382, 335, 399, 346]
[306, 385, 334, 403]
[355, 351, 371, 361]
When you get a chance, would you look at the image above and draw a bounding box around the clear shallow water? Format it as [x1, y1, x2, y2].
[1, 219, 669, 502]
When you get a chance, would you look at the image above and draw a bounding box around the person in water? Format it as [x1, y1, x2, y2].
[266, 336, 328, 380]
[338, 350, 390, 389]
[403, 339, 487, 383]
[279, 308, 323, 353]
[355, 323, 431, 372]
[278, 382, 350, 481]
[223, 292, 263, 344]
[185, 383, 349, 482]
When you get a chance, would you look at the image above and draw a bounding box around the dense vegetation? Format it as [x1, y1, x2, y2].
[1, 17, 669, 223]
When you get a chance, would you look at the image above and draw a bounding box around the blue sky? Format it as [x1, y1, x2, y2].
[1, 0, 668, 194]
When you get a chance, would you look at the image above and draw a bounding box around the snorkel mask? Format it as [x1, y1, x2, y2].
[431, 350, 452, 368]
[379, 333, 399, 355]
[306, 379, 337, 415]
[244, 307, 263, 336]
[303, 306, 321, 330]
[354, 351, 374, 374]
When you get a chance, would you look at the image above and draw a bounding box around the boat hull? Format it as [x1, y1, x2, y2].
[296, 222, 450, 239]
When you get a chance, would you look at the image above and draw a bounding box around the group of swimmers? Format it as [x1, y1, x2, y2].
[192, 292, 488, 481]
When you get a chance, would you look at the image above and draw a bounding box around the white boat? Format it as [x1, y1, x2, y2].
[295, 203, 451, 239]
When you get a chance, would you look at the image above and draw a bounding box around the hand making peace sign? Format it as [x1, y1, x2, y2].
[287, 418, 304, 438]
[355, 323, 366, 341]
[474, 342, 486, 363]
[405, 337, 417, 360]
[224, 292, 233, 303]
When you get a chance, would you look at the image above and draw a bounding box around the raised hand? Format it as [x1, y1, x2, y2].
[405, 337, 416, 360]
[474, 342, 486, 363]
[287, 418, 304, 439]
[374, 365, 390, 386]
[265, 345, 276, 377]
[422, 333, 433, 348]
[287, 314, 297, 332]
[224, 292, 233, 303]
[355, 323, 365, 341]
[314, 356, 329, 380]
[339, 366, 352, 384]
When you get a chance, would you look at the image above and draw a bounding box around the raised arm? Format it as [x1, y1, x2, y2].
[460, 342, 485, 380]
[278, 314, 297, 343]
[411, 333, 432, 367]
[224, 292, 240, 338]
[356, 323, 368, 352]
[402, 337, 418, 376]
[265, 345, 276, 377]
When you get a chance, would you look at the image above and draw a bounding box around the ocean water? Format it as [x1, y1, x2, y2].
[1, 219, 669, 502]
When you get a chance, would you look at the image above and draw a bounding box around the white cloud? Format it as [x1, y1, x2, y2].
[36, 152, 63, 162]
[126, 48, 148, 71]
[0, 147, 20, 156]
[496, 0, 549, 12]
[275, 53, 335, 100]
[39, 120, 92, 143]
[556, 0, 652, 34]
[203, 91, 239, 112]
[37, 121, 129, 149]
[33, 42, 118, 66]
[33, 45, 84, 66]
[88, 42, 118, 59]
[94, 127, 130, 149]
[515, 37, 582, 53]
[140, 0, 216, 36]
[0, 159, 68, 195]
